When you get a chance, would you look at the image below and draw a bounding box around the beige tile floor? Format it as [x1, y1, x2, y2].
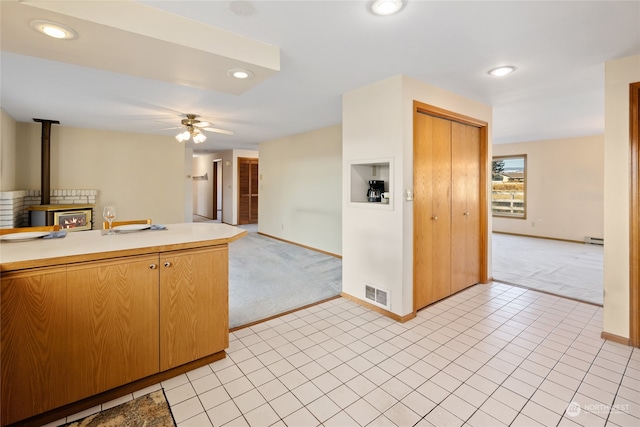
[47, 282, 639, 427]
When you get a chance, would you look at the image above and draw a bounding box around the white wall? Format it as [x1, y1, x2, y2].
[14, 122, 186, 226]
[342, 75, 492, 317]
[259, 125, 342, 255]
[0, 109, 17, 191]
[603, 54, 640, 339]
[493, 135, 604, 242]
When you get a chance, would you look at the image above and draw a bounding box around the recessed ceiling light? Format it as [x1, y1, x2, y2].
[370, 0, 404, 16]
[30, 20, 78, 40]
[227, 68, 254, 79]
[229, 0, 256, 17]
[488, 65, 517, 77]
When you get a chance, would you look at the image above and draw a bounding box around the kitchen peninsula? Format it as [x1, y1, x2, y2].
[0, 223, 246, 427]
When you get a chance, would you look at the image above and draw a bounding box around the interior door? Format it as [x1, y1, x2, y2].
[414, 113, 452, 310]
[451, 121, 481, 293]
[238, 157, 259, 225]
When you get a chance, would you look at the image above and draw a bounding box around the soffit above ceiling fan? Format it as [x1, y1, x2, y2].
[161, 114, 234, 143]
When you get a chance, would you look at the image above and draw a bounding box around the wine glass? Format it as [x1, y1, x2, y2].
[103, 205, 117, 234]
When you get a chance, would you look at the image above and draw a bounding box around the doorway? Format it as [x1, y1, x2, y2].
[630, 81, 639, 347]
[192, 157, 222, 222]
[490, 135, 606, 306]
[212, 160, 222, 221]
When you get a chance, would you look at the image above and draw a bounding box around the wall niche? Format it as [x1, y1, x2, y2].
[349, 159, 392, 208]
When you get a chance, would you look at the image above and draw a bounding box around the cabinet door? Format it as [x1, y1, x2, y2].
[451, 121, 481, 293]
[1, 267, 67, 425]
[66, 255, 160, 402]
[160, 246, 228, 370]
[414, 113, 452, 309]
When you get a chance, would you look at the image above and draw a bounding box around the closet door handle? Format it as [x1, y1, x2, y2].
[432, 216, 438, 221]
[149, 264, 157, 270]
[164, 262, 171, 268]
[464, 212, 470, 216]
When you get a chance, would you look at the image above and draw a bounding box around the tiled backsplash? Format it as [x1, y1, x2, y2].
[0, 189, 97, 228]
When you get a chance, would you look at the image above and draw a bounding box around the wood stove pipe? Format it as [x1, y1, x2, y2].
[33, 118, 60, 205]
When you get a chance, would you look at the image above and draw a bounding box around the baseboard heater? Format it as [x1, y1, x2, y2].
[585, 236, 604, 245]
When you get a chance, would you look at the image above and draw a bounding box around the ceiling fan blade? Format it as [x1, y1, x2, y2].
[204, 127, 234, 135]
[154, 126, 182, 131]
[193, 121, 211, 128]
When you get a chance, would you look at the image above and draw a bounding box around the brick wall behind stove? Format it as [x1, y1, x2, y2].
[0, 190, 97, 228]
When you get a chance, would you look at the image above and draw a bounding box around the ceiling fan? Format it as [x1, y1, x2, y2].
[165, 114, 234, 143]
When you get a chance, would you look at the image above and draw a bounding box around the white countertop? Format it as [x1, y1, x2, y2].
[0, 222, 246, 270]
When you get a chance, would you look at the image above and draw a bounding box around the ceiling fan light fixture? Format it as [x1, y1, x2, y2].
[370, 0, 404, 16]
[193, 133, 207, 144]
[30, 20, 78, 40]
[175, 130, 191, 142]
[227, 68, 254, 79]
[488, 65, 517, 77]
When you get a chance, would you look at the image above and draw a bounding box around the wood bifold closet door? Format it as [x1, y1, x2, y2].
[414, 112, 481, 310]
[238, 157, 258, 225]
[451, 121, 481, 294]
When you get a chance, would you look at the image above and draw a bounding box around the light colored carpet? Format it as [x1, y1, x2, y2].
[228, 226, 342, 328]
[492, 233, 603, 305]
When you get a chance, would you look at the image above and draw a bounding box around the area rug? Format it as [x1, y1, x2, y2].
[65, 390, 175, 427]
[228, 227, 342, 328]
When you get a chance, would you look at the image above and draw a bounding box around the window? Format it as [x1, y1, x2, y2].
[492, 155, 526, 218]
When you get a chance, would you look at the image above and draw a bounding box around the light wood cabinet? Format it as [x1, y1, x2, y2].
[414, 112, 482, 310]
[1, 267, 67, 426]
[160, 247, 228, 370]
[1, 245, 229, 426]
[66, 255, 160, 402]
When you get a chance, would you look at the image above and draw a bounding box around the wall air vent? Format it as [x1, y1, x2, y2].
[365, 284, 390, 309]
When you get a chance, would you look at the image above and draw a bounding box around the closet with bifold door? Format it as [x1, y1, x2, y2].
[238, 157, 259, 225]
[413, 102, 487, 311]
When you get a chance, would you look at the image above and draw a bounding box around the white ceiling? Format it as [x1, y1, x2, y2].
[1, 0, 639, 152]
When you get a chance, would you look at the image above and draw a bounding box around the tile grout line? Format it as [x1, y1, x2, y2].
[409, 285, 546, 426]
[164, 285, 635, 427]
[413, 286, 603, 427]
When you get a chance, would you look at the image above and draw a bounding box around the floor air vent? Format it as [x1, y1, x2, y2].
[585, 236, 604, 245]
[365, 284, 390, 309]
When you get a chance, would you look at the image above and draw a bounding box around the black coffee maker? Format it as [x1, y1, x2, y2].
[367, 180, 385, 202]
